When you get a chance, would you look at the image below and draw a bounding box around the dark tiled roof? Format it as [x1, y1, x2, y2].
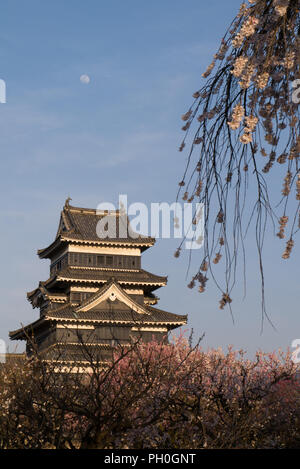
[51, 266, 167, 285]
[48, 281, 186, 325]
[10, 299, 187, 341]
[27, 282, 67, 301]
[38, 203, 155, 257]
[64, 206, 151, 242]
[9, 317, 46, 340]
[147, 305, 188, 323]
[46, 304, 187, 325]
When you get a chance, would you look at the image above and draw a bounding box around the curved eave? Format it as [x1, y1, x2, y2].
[38, 236, 67, 259]
[61, 236, 155, 251]
[43, 267, 167, 290]
[27, 287, 39, 300]
[57, 276, 166, 287]
[45, 316, 187, 328]
[9, 317, 48, 341]
[147, 306, 188, 322]
[38, 235, 155, 258]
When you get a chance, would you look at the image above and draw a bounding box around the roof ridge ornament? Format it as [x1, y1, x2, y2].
[64, 196, 72, 209]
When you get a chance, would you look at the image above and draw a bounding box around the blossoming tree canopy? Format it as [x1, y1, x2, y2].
[0, 337, 299, 449]
[176, 0, 299, 322]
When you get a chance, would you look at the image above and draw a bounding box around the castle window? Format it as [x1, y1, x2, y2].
[97, 255, 104, 266]
[106, 256, 113, 266]
[71, 292, 81, 302]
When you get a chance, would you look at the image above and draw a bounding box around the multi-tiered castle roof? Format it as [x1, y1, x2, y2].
[10, 199, 187, 365]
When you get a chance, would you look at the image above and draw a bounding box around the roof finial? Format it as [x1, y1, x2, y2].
[64, 197, 72, 209]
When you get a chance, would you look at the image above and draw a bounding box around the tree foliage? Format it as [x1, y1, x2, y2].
[0, 338, 299, 449]
[176, 0, 299, 323]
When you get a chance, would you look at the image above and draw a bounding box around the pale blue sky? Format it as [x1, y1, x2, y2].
[0, 0, 299, 356]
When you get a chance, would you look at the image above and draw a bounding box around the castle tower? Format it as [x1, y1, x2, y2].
[9, 200, 187, 366]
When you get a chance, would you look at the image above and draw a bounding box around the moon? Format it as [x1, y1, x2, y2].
[80, 74, 90, 84]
